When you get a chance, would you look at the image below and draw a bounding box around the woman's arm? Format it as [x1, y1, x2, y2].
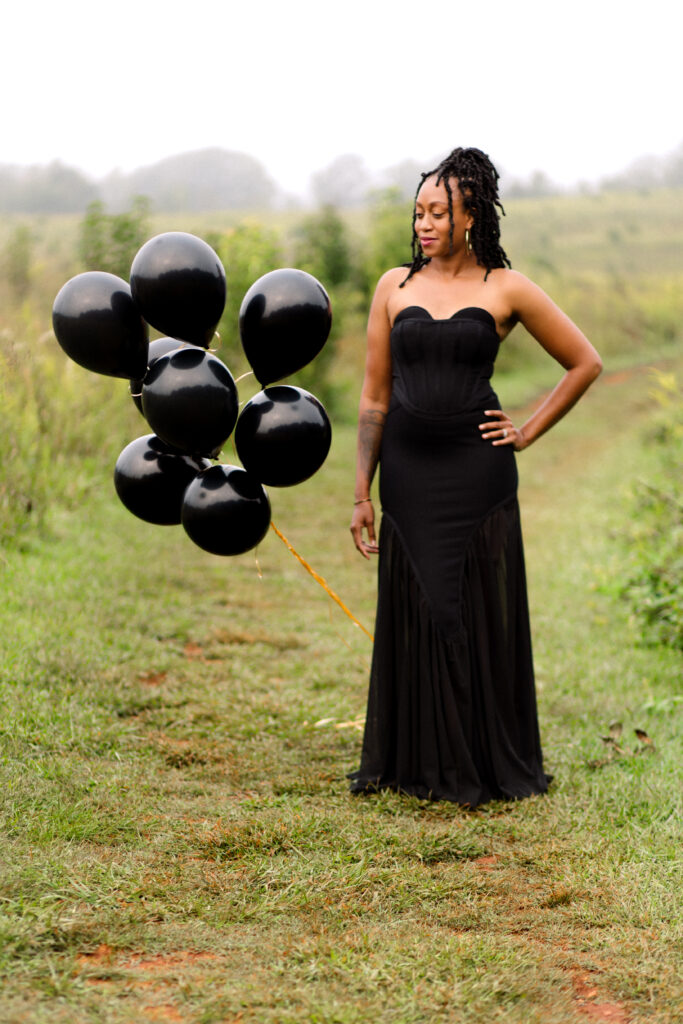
[350, 271, 397, 558]
[480, 271, 603, 450]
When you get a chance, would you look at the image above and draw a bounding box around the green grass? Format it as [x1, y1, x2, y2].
[0, 356, 681, 1022]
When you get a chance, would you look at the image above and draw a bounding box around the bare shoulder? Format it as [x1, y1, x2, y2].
[490, 268, 545, 306]
[375, 266, 408, 294]
[369, 266, 408, 319]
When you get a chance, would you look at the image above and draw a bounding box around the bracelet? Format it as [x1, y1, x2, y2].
[354, 497, 372, 505]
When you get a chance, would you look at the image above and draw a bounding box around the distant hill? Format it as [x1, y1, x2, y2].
[0, 161, 99, 213]
[1, 141, 682, 214]
[0, 148, 280, 214]
[99, 148, 279, 212]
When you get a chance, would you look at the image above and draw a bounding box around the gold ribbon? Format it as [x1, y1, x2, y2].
[270, 521, 374, 642]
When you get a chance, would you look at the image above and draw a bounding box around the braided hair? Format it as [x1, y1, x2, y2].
[400, 147, 511, 287]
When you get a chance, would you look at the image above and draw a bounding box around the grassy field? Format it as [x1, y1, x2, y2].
[0, 349, 681, 1022]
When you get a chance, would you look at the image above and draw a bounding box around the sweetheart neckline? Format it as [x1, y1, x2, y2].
[393, 305, 498, 331]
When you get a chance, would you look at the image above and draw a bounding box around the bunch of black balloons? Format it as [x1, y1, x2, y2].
[52, 232, 333, 556]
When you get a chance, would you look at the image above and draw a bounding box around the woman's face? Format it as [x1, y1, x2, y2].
[414, 175, 473, 257]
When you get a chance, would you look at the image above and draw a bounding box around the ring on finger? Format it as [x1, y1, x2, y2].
[502, 428, 508, 438]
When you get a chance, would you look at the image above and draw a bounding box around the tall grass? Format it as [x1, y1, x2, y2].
[0, 322, 143, 544]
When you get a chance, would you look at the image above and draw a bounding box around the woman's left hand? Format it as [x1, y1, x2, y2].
[479, 409, 528, 450]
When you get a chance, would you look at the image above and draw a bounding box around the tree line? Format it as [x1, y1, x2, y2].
[2, 142, 682, 214]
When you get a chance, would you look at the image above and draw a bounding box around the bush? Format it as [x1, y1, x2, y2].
[616, 371, 683, 650]
[621, 483, 683, 649]
[0, 327, 139, 545]
[359, 188, 413, 299]
[79, 197, 151, 279]
[289, 206, 357, 411]
[291, 205, 353, 288]
[3, 224, 33, 304]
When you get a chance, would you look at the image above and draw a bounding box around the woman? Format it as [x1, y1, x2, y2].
[349, 147, 602, 807]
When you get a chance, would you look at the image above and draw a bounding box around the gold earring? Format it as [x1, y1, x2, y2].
[465, 228, 472, 254]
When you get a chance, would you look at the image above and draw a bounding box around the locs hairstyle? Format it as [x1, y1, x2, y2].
[401, 147, 511, 287]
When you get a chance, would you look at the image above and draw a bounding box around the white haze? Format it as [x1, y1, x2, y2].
[1, 0, 680, 197]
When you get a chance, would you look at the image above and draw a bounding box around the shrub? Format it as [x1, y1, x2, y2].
[0, 327, 137, 545]
[79, 197, 151, 279]
[359, 188, 412, 299]
[3, 224, 33, 303]
[616, 371, 683, 650]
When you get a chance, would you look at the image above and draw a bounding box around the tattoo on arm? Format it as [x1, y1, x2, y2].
[358, 409, 386, 485]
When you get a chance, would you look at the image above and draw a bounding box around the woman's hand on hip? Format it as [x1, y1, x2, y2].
[479, 409, 528, 451]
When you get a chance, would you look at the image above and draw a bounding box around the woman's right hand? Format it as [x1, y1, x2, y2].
[350, 500, 379, 559]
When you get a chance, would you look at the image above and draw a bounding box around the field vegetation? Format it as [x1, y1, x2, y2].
[0, 188, 681, 1021]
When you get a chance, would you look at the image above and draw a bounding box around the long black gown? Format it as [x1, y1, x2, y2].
[349, 305, 550, 807]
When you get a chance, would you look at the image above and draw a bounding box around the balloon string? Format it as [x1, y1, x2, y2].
[269, 521, 374, 642]
[235, 370, 255, 384]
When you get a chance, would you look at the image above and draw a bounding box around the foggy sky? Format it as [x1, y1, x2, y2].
[1, 0, 679, 198]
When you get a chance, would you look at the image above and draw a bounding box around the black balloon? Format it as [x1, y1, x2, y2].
[181, 465, 271, 556]
[52, 271, 148, 379]
[239, 268, 332, 385]
[114, 434, 210, 525]
[130, 232, 226, 347]
[235, 385, 331, 486]
[130, 337, 196, 415]
[141, 347, 238, 456]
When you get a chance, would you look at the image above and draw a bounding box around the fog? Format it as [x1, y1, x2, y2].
[2, 0, 679, 199]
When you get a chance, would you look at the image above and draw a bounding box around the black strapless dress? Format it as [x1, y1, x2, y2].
[349, 306, 550, 807]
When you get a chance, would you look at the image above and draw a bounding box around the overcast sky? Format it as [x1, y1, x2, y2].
[2, 0, 679, 197]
